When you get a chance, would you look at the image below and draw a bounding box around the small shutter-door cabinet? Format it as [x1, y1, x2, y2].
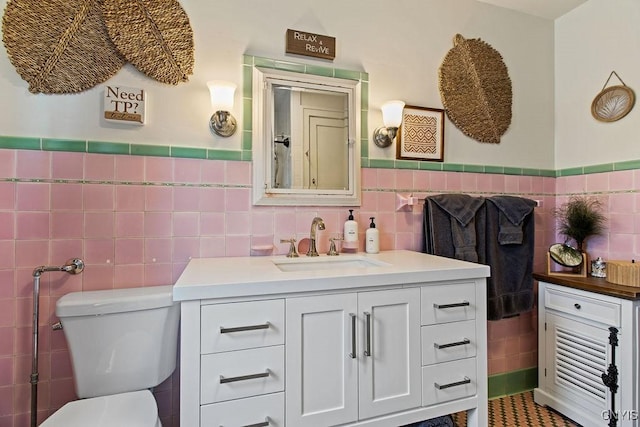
[534, 279, 640, 427]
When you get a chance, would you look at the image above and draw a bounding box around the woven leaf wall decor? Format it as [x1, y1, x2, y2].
[2, 0, 126, 94]
[102, 0, 194, 85]
[439, 34, 512, 144]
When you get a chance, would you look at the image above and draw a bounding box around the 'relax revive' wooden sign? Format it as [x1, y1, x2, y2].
[286, 29, 335, 60]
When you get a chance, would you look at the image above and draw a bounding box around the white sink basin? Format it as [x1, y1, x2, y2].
[273, 256, 389, 272]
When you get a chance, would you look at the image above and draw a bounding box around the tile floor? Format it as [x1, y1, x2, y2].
[452, 391, 580, 426]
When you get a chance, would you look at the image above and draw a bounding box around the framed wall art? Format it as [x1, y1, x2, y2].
[396, 106, 444, 161]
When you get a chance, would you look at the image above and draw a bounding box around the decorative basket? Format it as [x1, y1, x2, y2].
[606, 260, 640, 287]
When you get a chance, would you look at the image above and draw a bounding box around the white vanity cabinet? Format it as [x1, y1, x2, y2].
[534, 275, 640, 427]
[174, 251, 490, 427]
[285, 287, 421, 426]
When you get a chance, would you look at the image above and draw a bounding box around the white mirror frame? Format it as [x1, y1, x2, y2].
[252, 66, 362, 206]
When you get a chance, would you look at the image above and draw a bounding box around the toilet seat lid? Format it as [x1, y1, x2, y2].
[40, 390, 159, 427]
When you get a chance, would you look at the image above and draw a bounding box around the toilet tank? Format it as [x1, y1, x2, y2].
[55, 285, 179, 399]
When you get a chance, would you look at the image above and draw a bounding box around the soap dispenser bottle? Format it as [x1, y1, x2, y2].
[366, 217, 379, 254]
[344, 209, 358, 246]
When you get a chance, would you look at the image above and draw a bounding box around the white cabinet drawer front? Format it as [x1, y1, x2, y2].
[422, 358, 477, 406]
[421, 320, 477, 365]
[201, 346, 284, 404]
[201, 392, 284, 427]
[201, 299, 285, 354]
[421, 282, 476, 325]
[545, 287, 620, 327]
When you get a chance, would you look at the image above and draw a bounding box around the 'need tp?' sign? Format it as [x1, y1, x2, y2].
[286, 29, 335, 60]
[103, 85, 146, 125]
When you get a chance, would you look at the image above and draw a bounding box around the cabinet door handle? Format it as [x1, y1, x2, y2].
[220, 322, 270, 334]
[364, 311, 372, 357]
[240, 418, 270, 427]
[220, 369, 270, 384]
[433, 301, 470, 309]
[349, 313, 357, 359]
[434, 376, 471, 390]
[434, 338, 471, 349]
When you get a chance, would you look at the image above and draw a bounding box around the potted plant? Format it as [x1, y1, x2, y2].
[554, 196, 606, 252]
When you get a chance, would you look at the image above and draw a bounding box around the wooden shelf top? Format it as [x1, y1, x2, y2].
[533, 272, 640, 300]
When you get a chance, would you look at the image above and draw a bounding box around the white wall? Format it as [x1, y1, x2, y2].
[0, 0, 555, 168]
[555, 0, 640, 169]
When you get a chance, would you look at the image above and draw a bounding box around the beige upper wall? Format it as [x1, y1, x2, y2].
[0, 0, 555, 168]
[555, 0, 640, 170]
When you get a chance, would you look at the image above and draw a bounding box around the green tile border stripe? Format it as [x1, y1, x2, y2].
[488, 367, 537, 399]
[3, 134, 640, 177]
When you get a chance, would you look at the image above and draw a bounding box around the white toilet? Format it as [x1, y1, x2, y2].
[41, 285, 179, 427]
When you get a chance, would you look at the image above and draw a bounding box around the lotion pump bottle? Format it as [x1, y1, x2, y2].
[344, 209, 358, 244]
[366, 217, 379, 254]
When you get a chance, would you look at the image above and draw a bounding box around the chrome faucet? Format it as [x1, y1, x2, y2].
[307, 217, 325, 257]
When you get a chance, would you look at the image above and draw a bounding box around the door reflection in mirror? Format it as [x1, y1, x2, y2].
[273, 85, 348, 190]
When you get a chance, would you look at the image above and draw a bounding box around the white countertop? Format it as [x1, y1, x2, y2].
[173, 250, 490, 301]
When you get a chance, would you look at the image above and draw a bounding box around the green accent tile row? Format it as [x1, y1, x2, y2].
[396, 160, 420, 170]
[0, 136, 41, 150]
[208, 149, 242, 161]
[463, 164, 485, 173]
[557, 166, 584, 177]
[88, 141, 130, 155]
[7, 133, 640, 176]
[584, 163, 614, 174]
[419, 162, 444, 171]
[43, 138, 86, 152]
[131, 144, 170, 157]
[503, 167, 524, 176]
[443, 163, 464, 172]
[335, 69, 363, 81]
[488, 367, 538, 399]
[369, 159, 395, 169]
[484, 165, 504, 174]
[171, 147, 207, 159]
[614, 159, 640, 171]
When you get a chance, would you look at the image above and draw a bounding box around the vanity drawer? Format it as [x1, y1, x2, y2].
[421, 282, 476, 325]
[422, 358, 477, 406]
[201, 346, 284, 404]
[545, 286, 620, 327]
[201, 299, 284, 354]
[421, 320, 476, 366]
[201, 392, 284, 427]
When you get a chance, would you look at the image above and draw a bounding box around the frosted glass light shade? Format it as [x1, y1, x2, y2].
[381, 100, 405, 128]
[207, 81, 236, 111]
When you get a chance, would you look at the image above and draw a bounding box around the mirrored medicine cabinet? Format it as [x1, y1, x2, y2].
[251, 62, 363, 206]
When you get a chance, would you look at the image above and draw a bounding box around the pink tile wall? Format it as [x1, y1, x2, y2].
[0, 148, 566, 426]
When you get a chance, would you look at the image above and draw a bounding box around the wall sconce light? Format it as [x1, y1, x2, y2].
[373, 100, 405, 148]
[207, 80, 237, 137]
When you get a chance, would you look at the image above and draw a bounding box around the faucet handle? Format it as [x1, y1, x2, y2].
[280, 238, 299, 258]
[327, 236, 343, 256]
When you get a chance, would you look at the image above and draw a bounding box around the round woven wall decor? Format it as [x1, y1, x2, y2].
[2, 0, 126, 94]
[439, 34, 512, 144]
[102, 0, 194, 85]
[591, 71, 635, 122]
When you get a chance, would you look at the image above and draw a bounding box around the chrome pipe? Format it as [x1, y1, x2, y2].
[30, 258, 84, 427]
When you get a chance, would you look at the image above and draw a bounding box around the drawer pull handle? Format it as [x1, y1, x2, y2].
[219, 369, 270, 384]
[349, 313, 357, 359]
[434, 376, 471, 390]
[240, 417, 270, 427]
[364, 311, 372, 357]
[434, 338, 471, 349]
[220, 322, 270, 334]
[434, 301, 470, 309]
[574, 303, 581, 310]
